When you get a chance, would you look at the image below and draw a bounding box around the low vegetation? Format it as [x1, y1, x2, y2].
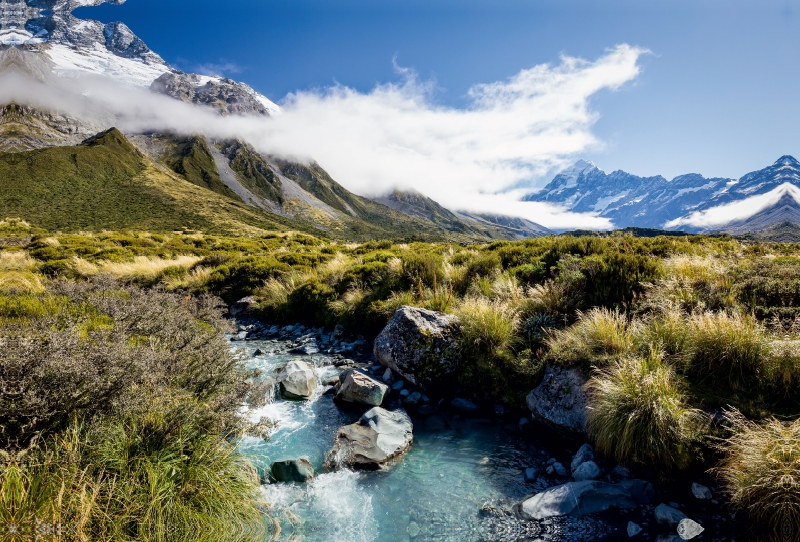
[5, 217, 800, 532]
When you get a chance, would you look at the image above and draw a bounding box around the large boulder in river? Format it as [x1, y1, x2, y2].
[229, 296, 256, 317]
[271, 458, 314, 483]
[526, 364, 589, 434]
[336, 369, 388, 406]
[373, 306, 462, 390]
[326, 407, 413, 470]
[519, 480, 637, 520]
[278, 360, 318, 399]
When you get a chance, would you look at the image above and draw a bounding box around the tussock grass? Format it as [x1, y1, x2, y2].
[455, 296, 519, 353]
[547, 308, 636, 369]
[587, 353, 706, 471]
[71, 255, 203, 282]
[714, 411, 800, 534]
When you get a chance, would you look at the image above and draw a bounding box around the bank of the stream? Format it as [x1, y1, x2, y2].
[231, 320, 755, 542]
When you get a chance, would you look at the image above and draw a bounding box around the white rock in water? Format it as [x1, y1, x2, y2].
[336, 369, 388, 406]
[691, 482, 712, 500]
[677, 518, 704, 540]
[326, 407, 414, 470]
[278, 360, 318, 399]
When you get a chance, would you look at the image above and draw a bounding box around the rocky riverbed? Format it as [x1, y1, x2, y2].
[230, 313, 762, 542]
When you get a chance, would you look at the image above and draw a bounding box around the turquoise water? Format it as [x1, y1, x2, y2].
[233, 340, 548, 542]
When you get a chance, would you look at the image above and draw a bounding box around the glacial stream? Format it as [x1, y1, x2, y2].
[230, 328, 742, 542]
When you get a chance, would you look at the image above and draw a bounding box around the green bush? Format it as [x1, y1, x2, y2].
[203, 256, 290, 303]
[284, 279, 338, 325]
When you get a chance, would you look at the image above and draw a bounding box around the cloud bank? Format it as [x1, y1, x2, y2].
[4, 44, 647, 229]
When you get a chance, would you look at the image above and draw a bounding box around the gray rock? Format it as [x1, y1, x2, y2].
[253, 348, 265, 357]
[392, 380, 405, 391]
[549, 462, 568, 477]
[655, 504, 687, 527]
[229, 296, 256, 317]
[691, 482, 712, 500]
[404, 391, 422, 406]
[519, 481, 637, 520]
[524, 468, 540, 483]
[627, 521, 642, 537]
[616, 479, 655, 504]
[519, 417, 531, 431]
[271, 459, 314, 483]
[383, 368, 394, 384]
[334, 324, 347, 338]
[572, 461, 601, 482]
[571, 443, 595, 474]
[613, 464, 633, 478]
[278, 360, 318, 399]
[526, 364, 589, 434]
[373, 306, 462, 390]
[288, 342, 320, 355]
[677, 518, 704, 540]
[450, 398, 480, 413]
[336, 370, 388, 406]
[399, 389, 411, 398]
[326, 407, 413, 470]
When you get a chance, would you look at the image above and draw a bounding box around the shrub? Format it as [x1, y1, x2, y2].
[714, 410, 800, 534]
[402, 252, 444, 289]
[586, 353, 706, 471]
[464, 253, 501, 280]
[203, 256, 290, 303]
[639, 307, 692, 361]
[284, 279, 338, 325]
[547, 308, 636, 369]
[455, 296, 519, 354]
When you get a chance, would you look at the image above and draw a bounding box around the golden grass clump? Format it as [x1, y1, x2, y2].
[547, 308, 637, 369]
[714, 410, 800, 533]
[586, 353, 706, 471]
[455, 296, 520, 353]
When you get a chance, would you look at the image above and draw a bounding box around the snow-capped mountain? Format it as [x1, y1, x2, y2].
[1, 0, 281, 115]
[526, 156, 800, 233]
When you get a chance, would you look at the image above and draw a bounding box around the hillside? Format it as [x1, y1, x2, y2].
[0, 128, 318, 234]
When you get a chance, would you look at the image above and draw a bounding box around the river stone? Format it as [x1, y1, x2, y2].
[572, 461, 601, 482]
[655, 503, 687, 527]
[571, 443, 595, 474]
[271, 459, 314, 483]
[677, 518, 704, 540]
[229, 296, 256, 317]
[617, 479, 655, 504]
[691, 482, 712, 500]
[373, 306, 462, 390]
[327, 407, 413, 470]
[278, 360, 318, 399]
[526, 364, 589, 434]
[336, 369, 388, 406]
[519, 480, 637, 520]
[451, 398, 480, 413]
[627, 521, 642, 537]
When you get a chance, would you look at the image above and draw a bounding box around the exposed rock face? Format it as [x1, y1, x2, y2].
[373, 306, 462, 391]
[277, 360, 318, 399]
[519, 480, 637, 520]
[526, 364, 589, 434]
[151, 71, 279, 117]
[326, 407, 413, 470]
[335, 369, 388, 406]
[271, 458, 314, 484]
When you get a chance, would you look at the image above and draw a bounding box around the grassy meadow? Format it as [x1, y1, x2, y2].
[4, 217, 800, 534]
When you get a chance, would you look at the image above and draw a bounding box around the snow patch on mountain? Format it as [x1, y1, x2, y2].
[47, 42, 169, 87]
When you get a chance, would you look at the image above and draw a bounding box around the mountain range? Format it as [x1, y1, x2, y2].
[0, 0, 547, 242]
[525, 156, 800, 238]
[1, 0, 800, 240]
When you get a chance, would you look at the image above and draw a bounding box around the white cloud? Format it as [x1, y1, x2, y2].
[666, 182, 800, 229]
[2, 44, 647, 229]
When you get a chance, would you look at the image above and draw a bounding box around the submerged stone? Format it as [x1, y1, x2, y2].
[271, 458, 314, 483]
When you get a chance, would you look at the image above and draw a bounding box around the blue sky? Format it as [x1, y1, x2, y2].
[79, 0, 800, 183]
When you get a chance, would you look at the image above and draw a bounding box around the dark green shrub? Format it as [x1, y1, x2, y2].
[203, 257, 290, 303]
[464, 253, 501, 280]
[284, 279, 338, 325]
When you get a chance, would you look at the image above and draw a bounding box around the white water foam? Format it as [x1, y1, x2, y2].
[262, 470, 379, 542]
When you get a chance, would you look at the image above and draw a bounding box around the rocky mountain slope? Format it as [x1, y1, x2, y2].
[526, 156, 800, 235]
[0, 0, 536, 242]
